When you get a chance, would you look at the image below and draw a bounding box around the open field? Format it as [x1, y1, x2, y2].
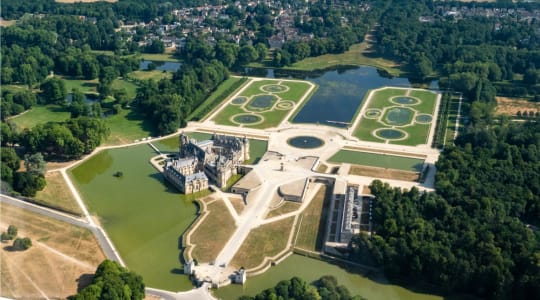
[0, 202, 105, 299]
[189, 197, 236, 263]
[103, 109, 155, 146]
[295, 184, 329, 252]
[328, 150, 425, 172]
[61, 77, 98, 94]
[34, 172, 82, 215]
[229, 217, 295, 269]
[10, 105, 71, 130]
[0, 19, 16, 26]
[129, 70, 173, 82]
[212, 79, 313, 129]
[354, 87, 439, 146]
[287, 42, 401, 76]
[496, 96, 540, 116]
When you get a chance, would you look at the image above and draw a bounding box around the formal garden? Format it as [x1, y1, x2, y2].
[354, 87, 440, 146]
[211, 79, 314, 129]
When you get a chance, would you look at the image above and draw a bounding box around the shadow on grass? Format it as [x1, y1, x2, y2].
[125, 109, 158, 135]
[82, 82, 98, 88]
[76, 273, 95, 292]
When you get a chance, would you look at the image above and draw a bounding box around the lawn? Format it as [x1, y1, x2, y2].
[286, 42, 402, 76]
[229, 217, 295, 269]
[34, 172, 82, 215]
[10, 105, 71, 130]
[61, 77, 99, 94]
[189, 198, 236, 263]
[212, 78, 313, 129]
[354, 87, 439, 146]
[266, 201, 301, 219]
[295, 184, 330, 252]
[69, 145, 210, 291]
[328, 150, 425, 172]
[111, 78, 138, 99]
[128, 70, 173, 82]
[103, 108, 155, 146]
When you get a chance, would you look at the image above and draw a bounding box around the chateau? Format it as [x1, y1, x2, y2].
[163, 133, 249, 194]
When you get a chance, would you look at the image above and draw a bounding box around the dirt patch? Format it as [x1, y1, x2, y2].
[0, 202, 105, 298]
[362, 186, 372, 195]
[189, 199, 236, 263]
[496, 96, 540, 116]
[0, 19, 16, 27]
[349, 164, 419, 182]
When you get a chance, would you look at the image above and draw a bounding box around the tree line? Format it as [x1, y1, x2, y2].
[351, 121, 540, 299]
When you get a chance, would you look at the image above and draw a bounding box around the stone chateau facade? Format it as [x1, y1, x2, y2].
[163, 133, 249, 194]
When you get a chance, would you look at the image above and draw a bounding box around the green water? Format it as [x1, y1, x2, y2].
[214, 254, 442, 300]
[69, 145, 198, 291]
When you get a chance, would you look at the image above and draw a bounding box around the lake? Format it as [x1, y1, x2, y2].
[214, 254, 442, 300]
[245, 66, 438, 127]
[139, 60, 182, 71]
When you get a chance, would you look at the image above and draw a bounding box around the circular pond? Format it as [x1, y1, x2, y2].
[261, 84, 289, 93]
[383, 107, 414, 126]
[233, 114, 263, 124]
[415, 114, 433, 123]
[364, 109, 382, 119]
[248, 95, 277, 110]
[391, 96, 420, 105]
[231, 97, 247, 105]
[287, 136, 324, 149]
[375, 128, 407, 140]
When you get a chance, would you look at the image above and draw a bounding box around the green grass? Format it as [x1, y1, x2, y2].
[10, 105, 71, 130]
[111, 78, 138, 99]
[91, 50, 181, 62]
[285, 42, 402, 76]
[189, 77, 247, 122]
[295, 184, 329, 252]
[61, 77, 99, 94]
[212, 78, 312, 129]
[128, 70, 173, 82]
[69, 145, 208, 291]
[104, 109, 155, 146]
[328, 150, 424, 172]
[354, 87, 439, 146]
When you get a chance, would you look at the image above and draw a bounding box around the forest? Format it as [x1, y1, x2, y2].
[351, 121, 540, 299]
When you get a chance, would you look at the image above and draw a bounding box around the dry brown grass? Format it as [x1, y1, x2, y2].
[230, 217, 295, 269]
[0, 202, 105, 299]
[496, 96, 540, 116]
[362, 186, 372, 195]
[229, 196, 245, 215]
[34, 172, 82, 215]
[266, 201, 301, 219]
[350, 165, 419, 182]
[295, 184, 328, 252]
[316, 163, 328, 173]
[0, 19, 16, 27]
[190, 199, 236, 263]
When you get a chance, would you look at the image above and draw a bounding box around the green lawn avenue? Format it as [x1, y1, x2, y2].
[329, 150, 424, 172]
[212, 78, 313, 129]
[354, 87, 439, 146]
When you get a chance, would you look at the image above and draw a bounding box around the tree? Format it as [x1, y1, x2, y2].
[13, 172, 46, 197]
[40, 77, 67, 105]
[24, 153, 46, 176]
[71, 259, 145, 300]
[7, 225, 17, 238]
[12, 237, 32, 250]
